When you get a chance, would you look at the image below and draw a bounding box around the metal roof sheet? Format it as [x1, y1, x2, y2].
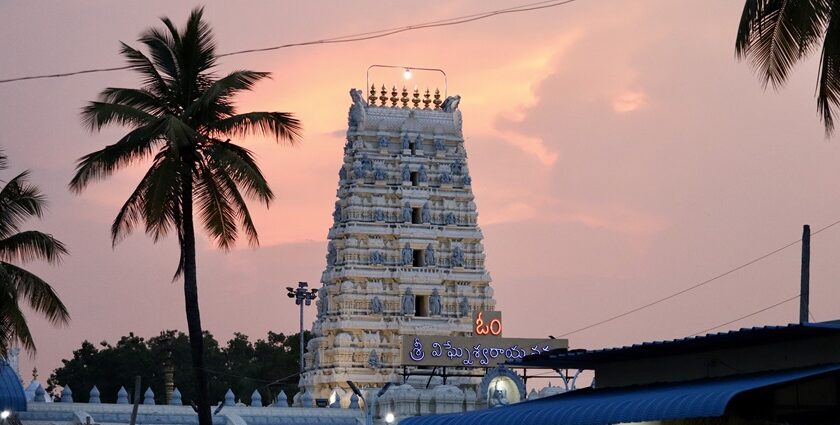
[515, 321, 840, 369]
[401, 364, 840, 425]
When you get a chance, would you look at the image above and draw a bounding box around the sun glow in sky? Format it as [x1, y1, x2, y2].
[3, 0, 840, 379]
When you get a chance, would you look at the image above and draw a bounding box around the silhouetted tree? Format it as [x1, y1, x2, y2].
[49, 330, 311, 406]
[736, 1, 840, 134]
[0, 151, 69, 356]
[69, 8, 300, 425]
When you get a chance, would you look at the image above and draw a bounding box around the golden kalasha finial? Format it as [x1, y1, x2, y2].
[368, 84, 377, 105]
[412, 88, 421, 108]
[433, 88, 442, 110]
[390, 85, 399, 107]
[401, 86, 409, 108]
[379, 85, 388, 106]
[423, 88, 432, 109]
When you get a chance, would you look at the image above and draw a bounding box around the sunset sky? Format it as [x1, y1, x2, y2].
[3, 0, 840, 381]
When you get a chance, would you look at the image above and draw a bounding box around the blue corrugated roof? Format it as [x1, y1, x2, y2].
[401, 364, 840, 425]
[0, 360, 26, 412]
[515, 321, 840, 369]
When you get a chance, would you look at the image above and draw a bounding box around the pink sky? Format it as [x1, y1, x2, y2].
[3, 1, 840, 380]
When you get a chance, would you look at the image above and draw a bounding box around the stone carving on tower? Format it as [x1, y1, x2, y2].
[299, 84, 496, 403]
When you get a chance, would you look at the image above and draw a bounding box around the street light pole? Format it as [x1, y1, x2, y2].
[299, 297, 304, 375]
[287, 282, 318, 376]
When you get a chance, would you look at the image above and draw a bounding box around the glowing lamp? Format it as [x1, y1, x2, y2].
[1, 411, 10, 419]
[385, 412, 395, 423]
[403, 68, 412, 80]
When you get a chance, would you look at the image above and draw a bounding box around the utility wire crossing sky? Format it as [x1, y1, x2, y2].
[0, 0, 580, 84]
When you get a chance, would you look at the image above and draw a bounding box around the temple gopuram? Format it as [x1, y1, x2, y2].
[298, 82, 497, 401]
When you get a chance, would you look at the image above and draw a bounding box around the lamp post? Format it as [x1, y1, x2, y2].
[347, 381, 392, 425]
[287, 282, 318, 376]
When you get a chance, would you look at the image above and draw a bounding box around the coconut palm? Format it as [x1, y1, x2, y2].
[0, 151, 69, 356]
[735, 1, 840, 134]
[69, 8, 300, 425]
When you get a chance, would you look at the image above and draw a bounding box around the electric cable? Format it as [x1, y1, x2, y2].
[0, 0, 580, 85]
[690, 294, 800, 337]
[557, 217, 840, 338]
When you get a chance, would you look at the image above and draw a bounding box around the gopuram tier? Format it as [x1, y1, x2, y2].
[298, 85, 497, 403]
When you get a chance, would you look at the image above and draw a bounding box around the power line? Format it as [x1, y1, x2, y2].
[557, 217, 840, 338]
[690, 294, 800, 336]
[0, 0, 580, 85]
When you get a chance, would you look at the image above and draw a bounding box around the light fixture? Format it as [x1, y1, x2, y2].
[403, 68, 412, 80]
[287, 281, 318, 375]
[1, 410, 10, 420]
[385, 412, 395, 423]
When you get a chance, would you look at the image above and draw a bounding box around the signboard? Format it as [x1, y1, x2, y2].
[401, 335, 568, 367]
[473, 311, 502, 336]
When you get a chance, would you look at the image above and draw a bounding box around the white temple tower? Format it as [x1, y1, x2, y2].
[299, 85, 497, 402]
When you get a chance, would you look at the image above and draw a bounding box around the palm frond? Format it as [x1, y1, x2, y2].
[0, 289, 35, 355]
[817, 3, 840, 135]
[735, 0, 828, 88]
[0, 230, 68, 265]
[194, 160, 238, 250]
[215, 169, 259, 247]
[0, 171, 46, 238]
[111, 161, 155, 245]
[140, 27, 182, 86]
[181, 7, 217, 75]
[141, 151, 181, 242]
[110, 151, 181, 245]
[69, 119, 166, 193]
[208, 111, 302, 143]
[118, 42, 173, 99]
[185, 70, 270, 120]
[206, 142, 273, 205]
[164, 115, 201, 149]
[2, 262, 69, 327]
[81, 100, 158, 132]
[99, 87, 167, 116]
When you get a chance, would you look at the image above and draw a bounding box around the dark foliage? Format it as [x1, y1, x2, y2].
[0, 151, 69, 355]
[48, 330, 312, 406]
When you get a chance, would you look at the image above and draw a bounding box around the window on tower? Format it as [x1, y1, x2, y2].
[410, 171, 419, 186]
[412, 207, 422, 224]
[413, 249, 424, 267]
[415, 295, 429, 317]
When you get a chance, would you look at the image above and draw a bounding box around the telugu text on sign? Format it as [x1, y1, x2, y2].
[401, 335, 568, 367]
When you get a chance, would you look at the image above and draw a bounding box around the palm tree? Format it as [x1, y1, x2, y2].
[69, 8, 300, 425]
[735, 1, 840, 134]
[0, 151, 69, 356]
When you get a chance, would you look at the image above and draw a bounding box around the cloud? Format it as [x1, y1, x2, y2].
[612, 90, 648, 113]
[480, 201, 537, 226]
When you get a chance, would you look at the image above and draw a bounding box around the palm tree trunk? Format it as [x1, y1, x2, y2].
[181, 167, 212, 425]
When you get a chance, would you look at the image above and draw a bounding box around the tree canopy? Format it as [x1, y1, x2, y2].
[48, 330, 311, 406]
